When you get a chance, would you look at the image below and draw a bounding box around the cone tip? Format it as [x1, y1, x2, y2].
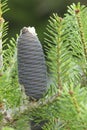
[27, 26, 37, 36]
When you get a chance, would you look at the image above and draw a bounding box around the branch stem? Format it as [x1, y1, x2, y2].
[57, 18, 63, 90]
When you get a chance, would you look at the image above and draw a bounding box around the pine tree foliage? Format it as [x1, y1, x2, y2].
[0, 1, 87, 130]
[32, 3, 87, 130]
[0, 0, 22, 112]
[0, 0, 9, 43]
[1, 0, 9, 14]
[44, 14, 72, 91]
[64, 3, 87, 86]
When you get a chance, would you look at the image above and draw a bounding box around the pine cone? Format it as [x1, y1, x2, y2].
[17, 27, 47, 100]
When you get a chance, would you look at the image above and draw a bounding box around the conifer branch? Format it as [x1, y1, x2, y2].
[57, 17, 63, 90]
[20, 91, 59, 111]
[0, 1, 4, 71]
[0, 17, 4, 71]
[69, 91, 80, 113]
[0, 0, 8, 72]
[75, 9, 87, 60]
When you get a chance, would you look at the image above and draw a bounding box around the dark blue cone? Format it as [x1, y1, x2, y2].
[17, 27, 47, 100]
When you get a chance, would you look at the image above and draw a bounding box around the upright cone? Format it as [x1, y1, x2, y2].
[17, 27, 47, 100]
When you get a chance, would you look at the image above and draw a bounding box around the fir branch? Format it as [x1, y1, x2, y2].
[56, 17, 63, 90]
[75, 5, 87, 61]
[0, 17, 4, 71]
[69, 91, 80, 113]
[1, 0, 9, 15]
[3, 37, 17, 71]
[64, 3, 87, 85]
[66, 3, 87, 85]
[0, 0, 9, 72]
[44, 14, 72, 91]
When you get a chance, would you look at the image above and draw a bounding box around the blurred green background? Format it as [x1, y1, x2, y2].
[3, 0, 87, 42]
